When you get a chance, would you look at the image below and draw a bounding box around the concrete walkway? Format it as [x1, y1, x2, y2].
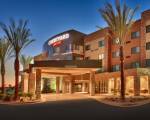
[41, 93, 90, 102]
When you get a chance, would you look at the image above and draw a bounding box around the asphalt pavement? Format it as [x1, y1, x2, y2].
[0, 98, 150, 120]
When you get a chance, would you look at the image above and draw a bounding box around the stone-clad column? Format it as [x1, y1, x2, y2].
[69, 76, 74, 94]
[56, 77, 60, 94]
[82, 82, 86, 92]
[89, 71, 95, 96]
[134, 76, 140, 96]
[28, 73, 36, 95]
[36, 69, 42, 99]
[62, 77, 66, 94]
[21, 73, 29, 93]
[114, 78, 117, 95]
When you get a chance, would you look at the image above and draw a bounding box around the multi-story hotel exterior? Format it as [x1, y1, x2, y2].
[21, 9, 150, 99]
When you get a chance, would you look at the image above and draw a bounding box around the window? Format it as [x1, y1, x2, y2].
[131, 62, 140, 68]
[85, 57, 90, 60]
[85, 45, 90, 51]
[131, 47, 140, 54]
[99, 53, 104, 60]
[146, 42, 150, 50]
[112, 39, 120, 45]
[146, 59, 150, 66]
[112, 65, 120, 72]
[75, 57, 81, 60]
[65, 44, 71, 52]
[112, 51, 120, 58]
[98, 40, 105, 47]
[53, 47, 60, 54]
[74, 44, 79, 50]
[146, 25, 150, 33]
[131, 31, 140, 39]
[66, 55, 72, 60]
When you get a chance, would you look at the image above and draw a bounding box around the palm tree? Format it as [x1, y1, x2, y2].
[20, 54, 33, 71]
[0, 38, 12, 94]
[99, 0, 139, 100]
[0, 19, 35, 99]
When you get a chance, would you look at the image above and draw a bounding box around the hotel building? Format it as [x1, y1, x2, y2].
[21, 9, 150, 99]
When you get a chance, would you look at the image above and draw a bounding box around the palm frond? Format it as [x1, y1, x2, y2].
[20, 54, 33, 70]
[99, 0, 139, 45]
[0, 19, 35, 56]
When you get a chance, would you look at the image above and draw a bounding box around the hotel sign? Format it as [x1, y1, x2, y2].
[48, 33, 69, 47]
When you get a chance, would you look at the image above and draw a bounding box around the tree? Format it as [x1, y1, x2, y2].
[0, 19, 35, 100]
[20, 54, 33, 71]
[0, 38, 12, 94]
[99, 0, 139, 100]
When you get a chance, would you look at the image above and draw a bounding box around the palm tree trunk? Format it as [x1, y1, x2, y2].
[120, 46, 125, 100]
[1, 60, 5, 94]
[14, 54, 19, 100]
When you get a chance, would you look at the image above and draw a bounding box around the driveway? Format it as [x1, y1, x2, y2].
[0, 98, 150, 120]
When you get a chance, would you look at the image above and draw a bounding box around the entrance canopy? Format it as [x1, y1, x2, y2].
[30, 60, 102, 75]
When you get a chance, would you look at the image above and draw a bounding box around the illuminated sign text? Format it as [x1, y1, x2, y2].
[48, 33, 69, 47]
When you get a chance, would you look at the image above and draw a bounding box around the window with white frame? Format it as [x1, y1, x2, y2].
[99, 53, 104, 60]
[112, 51, 120, 58]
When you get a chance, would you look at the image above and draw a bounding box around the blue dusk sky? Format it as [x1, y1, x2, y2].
[0, 0, 150, 85]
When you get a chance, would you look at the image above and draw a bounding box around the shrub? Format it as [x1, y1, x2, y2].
[0, 94, 5, 100]
[141, 89, 148, 93]
[26, 93, 33, 100]
[3, 94, 13, 101]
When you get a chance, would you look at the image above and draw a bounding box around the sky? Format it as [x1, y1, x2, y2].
[0, 0, 150, 86]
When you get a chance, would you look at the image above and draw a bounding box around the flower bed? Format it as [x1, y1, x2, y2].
[100, 95, 150, 107]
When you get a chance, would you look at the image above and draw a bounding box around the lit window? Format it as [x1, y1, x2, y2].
[98, 40, 105, 47]
[85, 45, 90, 51]
[112, 39, 119, 45]
[146, 25, 150, 33]
[99, 53, 104, 60]
[53, 47, 60, 54]
[65, 44, 71, 52]
[112, 65, 120, 72]
[146, 42, 150, 50]
[74, 44, 79, 50]
[131, 62, 140, 68]
[85, 57, 90, 60]
[131, 47, 140, 54]
[146, 59, 150, 66]
[112, 51, 120, 58]
[131, 31, 140, 39]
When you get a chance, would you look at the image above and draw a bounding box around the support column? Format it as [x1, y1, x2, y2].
[36, 69, 42, 99]
[108, 79, 111, 94]
[148, 76, 150, 94]
[28, 73, 36, 95]
[56, 77, 60, 94]
[134, 76, 140, 96]
[69, 76, 74, 94]
[114, 78, 117, 95]
[82, 82, 86, 92]
[89, 71, 95, 96]
[21, 73, 29, 93]
[62, 77, 66, 94]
